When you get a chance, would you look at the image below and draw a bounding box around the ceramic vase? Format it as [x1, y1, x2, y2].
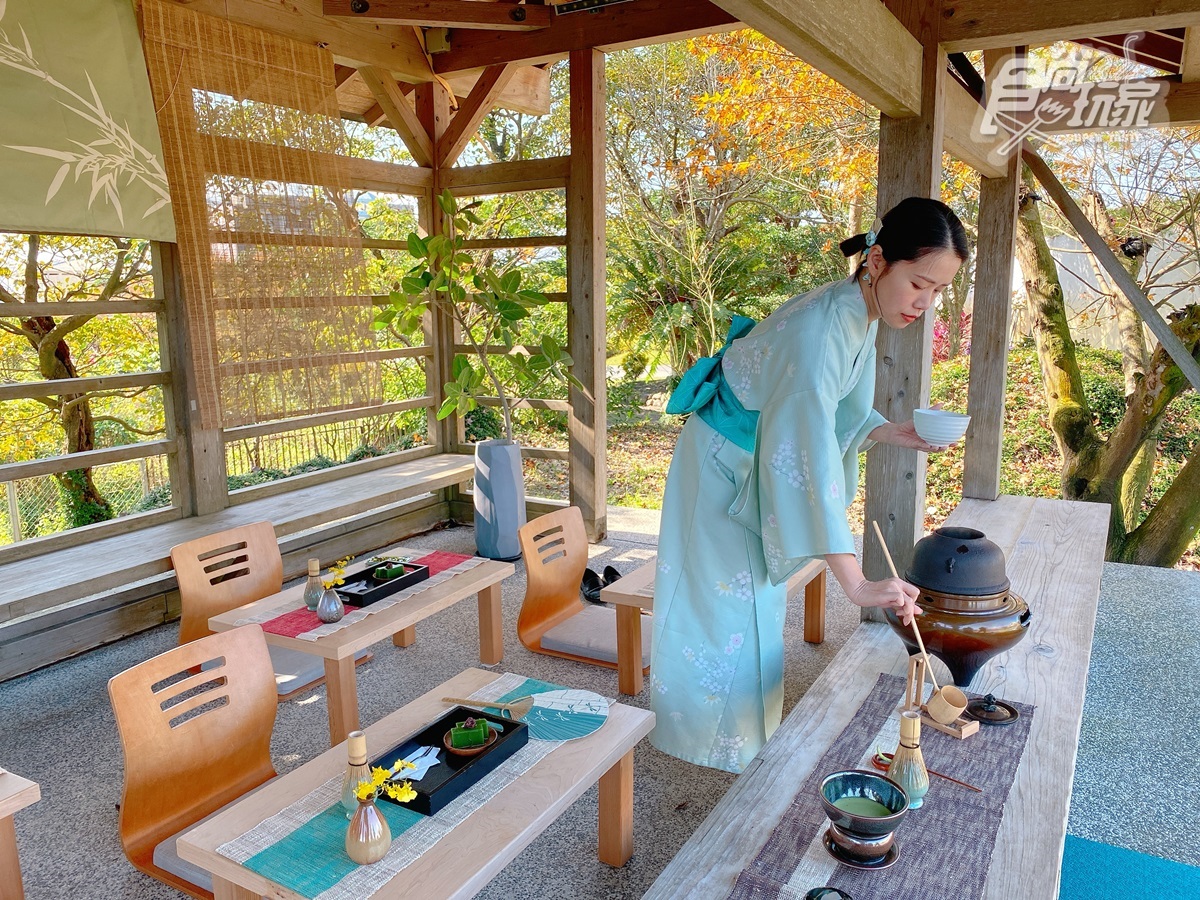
[473, 438, 526, 561]
[345, 797, 391, 865]
[316, 587, 345, 623]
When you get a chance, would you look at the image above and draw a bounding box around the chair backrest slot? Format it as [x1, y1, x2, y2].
[517, 507, 590, 653]
[197, 540, 248, 562]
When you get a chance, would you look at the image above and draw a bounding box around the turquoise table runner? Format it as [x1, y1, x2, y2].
[222, 675, 572, 899]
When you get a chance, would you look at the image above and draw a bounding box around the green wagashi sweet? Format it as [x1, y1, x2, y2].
[450, 716, 490, 748]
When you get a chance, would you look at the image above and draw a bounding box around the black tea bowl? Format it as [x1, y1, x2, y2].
[819, 770, 909, 837]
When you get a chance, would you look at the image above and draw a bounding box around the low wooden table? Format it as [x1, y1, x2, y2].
[600, 556, 828, 696]
[209, 546, 514, 746]
[646, 496, 1109, 899]
[177, 668, 655, 900]
[0, 767, 40, 900]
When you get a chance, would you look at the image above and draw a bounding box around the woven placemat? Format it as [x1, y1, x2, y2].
[727, 673, 1035, 900]
[217, 674, 587, 899]
[236, 553, 484, 641]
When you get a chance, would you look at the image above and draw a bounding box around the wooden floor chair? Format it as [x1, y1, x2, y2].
[108, 625, 278, 899]
[170, 521, 368, 700]
[516, 506, 650, 672]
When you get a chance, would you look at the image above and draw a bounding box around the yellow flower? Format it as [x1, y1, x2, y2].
[371, 766, 390, 786]
[354, 780, 376, 801]
[387, 780, 417, 804]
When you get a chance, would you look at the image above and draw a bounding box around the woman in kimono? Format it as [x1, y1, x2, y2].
[650, 197, 969, 773]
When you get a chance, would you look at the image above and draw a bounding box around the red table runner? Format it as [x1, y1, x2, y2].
[259, 552, 476, 638]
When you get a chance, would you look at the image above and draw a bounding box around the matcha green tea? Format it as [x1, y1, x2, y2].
[832, 796, 895, 817]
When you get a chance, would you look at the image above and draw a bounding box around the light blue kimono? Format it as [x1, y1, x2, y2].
[649, 277, 887, 773]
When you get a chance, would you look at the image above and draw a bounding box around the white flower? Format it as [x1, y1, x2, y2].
[767, 514, 778, 528]
[830, 482, 840, 499]
[715, 580, 733, 596]
[658, 561, 672, 575]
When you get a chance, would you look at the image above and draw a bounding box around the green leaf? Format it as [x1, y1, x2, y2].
[451, 355, 473, 381]
[400, 276, 425, 294]
[437, 397, 458, 420]
[437, 190, 457, 216]
[541, 334, 560, 357]
[406, 233, 427, 258]
[517, 289, 547, 305]
[497, 300, 528, 321]
[501, 270, 521, 293]
[453, 253, 473, 266]
[463, 210, 483, 226]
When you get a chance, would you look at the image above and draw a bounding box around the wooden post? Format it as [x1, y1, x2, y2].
[567, 49, 608, 542]
[153, 242, 228, 517]
[963, 49, 1022, 501]
[862, 3, 946, 601]
[415, 84, 459, 461]
[5, 482, 19, 543]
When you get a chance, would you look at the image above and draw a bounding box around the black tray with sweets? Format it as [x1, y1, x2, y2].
[370, 706, 528, 816]
[335, 562, 430, 607]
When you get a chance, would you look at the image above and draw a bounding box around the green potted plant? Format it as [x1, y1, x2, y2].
[373, 190, 579, 559]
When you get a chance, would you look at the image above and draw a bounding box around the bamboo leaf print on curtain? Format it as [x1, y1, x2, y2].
[0, 0, 175, 240]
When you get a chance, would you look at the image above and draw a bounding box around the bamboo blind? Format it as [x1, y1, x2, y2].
[140, 0, 381, 429]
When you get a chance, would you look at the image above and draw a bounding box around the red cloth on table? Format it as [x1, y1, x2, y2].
[411, 551, 474, 575]
[260, 605, 359, 638]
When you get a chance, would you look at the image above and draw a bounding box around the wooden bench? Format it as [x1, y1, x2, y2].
[600, 556, 828, 695]
[646, 495, 1110, 899]
[0, 453, 475, 681]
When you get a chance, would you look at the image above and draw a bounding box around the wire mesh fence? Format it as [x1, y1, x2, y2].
[223, 410, 427, 490]
[0, 456, 173, 546]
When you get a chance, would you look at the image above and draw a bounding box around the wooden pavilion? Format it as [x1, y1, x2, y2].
[2, 0, 1200, 673]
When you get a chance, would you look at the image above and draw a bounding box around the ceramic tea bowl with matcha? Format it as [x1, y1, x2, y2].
[819, 770, 909, 867]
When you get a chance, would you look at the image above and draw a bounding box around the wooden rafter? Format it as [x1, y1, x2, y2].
[322, 0, 552, 31]
[1074, 28, 1185, 73]
[170, 0, 432, 81]
[939, 0, 1200, 53]
[439, 63, 521, 166]
[434, 0, 739, 73]
[358, 66, 436, 167]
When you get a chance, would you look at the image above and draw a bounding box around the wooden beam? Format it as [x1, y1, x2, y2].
[0, 371, 168, 402]
[710, 0, 921, 117]
[358, 66, 437, 167]
[1008, 77, 1200, 133]
[442, 157, 571, 194]
[939, 0, 1200, 53]
[202, 134, 432, 193]
[1023, 147, 1200, 394]
[323, 0, 552, 31]
[446, 64, 551, 117]
[567, 49, 608, 542]
[944, 78, 1008, 178]
[1184, 27, 1200, 80]
[169, 0, 431, 80]
[439, 63, 521, 167]
[0, 441, 175, 483]
[0, 300, 163, 316]
[434, 0, 739, 75]
[862, 0, 945, 593]
[964, 49, 1022, 501]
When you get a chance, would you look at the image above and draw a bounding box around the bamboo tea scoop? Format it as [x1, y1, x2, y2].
[441, 695, 535, 720]
[871, 521, 968, 725]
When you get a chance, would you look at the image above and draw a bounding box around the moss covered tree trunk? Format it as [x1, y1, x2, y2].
[1015, 163, 1200, 565]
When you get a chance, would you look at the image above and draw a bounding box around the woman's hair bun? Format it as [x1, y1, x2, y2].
[839, 233, 868, 258]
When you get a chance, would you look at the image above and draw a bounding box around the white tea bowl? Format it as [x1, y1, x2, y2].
[913, 408, 970, 446]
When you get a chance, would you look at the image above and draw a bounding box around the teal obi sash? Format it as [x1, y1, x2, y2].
[666, 316, 760, 452]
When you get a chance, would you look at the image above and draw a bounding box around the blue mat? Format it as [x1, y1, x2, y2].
[1061, 835, 1200, 900]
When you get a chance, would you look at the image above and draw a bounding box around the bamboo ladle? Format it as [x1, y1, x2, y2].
[871, 520, 968, 725]
[441, 695, 535, 720]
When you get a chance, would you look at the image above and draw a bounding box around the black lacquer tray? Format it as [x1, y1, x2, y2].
[335, 563, 430, 607]
[370, 706, 529, 816]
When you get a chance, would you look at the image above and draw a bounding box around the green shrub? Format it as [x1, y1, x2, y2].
[464, 406, 504, 442]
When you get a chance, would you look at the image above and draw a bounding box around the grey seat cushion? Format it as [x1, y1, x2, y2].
[151, 777, 277, 892]
[540, 605, 651, 666]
